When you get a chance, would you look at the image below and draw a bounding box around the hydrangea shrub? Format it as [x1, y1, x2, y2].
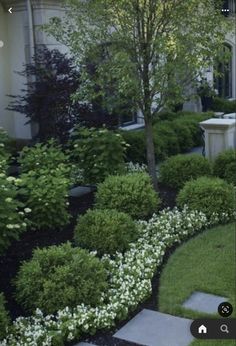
[18, 168, 70, 230]
[0, 172, 28, 254]
[70, 127, 127, 184]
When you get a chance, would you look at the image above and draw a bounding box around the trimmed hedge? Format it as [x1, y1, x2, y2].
[121, 130, 146, 163]
[15, 243, 108, 314]
[74, 209, 138, 256]
[95, 173, 160, 219]
[153, 122, 180, 160]
[211, 97, 236, 113]
[120, 112, 212, 163]
[159, 154, 212, 189]
[177, 177, 235, 219]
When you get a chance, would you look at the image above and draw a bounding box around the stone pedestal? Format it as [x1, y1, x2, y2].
[223, 113, 236, 119]
[200, 118, 236, 160]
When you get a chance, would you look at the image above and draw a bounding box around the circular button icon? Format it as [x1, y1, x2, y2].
[0, 40, 4, 48]
[218, 302, 233, 317]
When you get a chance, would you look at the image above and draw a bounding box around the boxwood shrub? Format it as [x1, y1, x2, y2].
[225, 162, 236, 186]
[95, 173, 160, 219]
[0, 293, 10, 340]
[211, 97, 236, 113]
[169, 120, 193, 152]
[213, 149, 236, 185]
[74, 209, 138, 256]
[177, 177, 235, 219]
[153, 122, 180, 159]
[14, 243, 108, 314]
[159, 154, 212, 189]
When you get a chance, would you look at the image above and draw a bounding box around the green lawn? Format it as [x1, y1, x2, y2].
[158, 223, 235, 346]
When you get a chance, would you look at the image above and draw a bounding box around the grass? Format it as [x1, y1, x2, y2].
[158, 223, 235, 346]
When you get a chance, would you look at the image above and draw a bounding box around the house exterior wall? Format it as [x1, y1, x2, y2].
[0, 0, 235, 138]
[0, 0, 68, 139]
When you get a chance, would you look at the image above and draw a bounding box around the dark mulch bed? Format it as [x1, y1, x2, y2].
[0, 183, 177, 345]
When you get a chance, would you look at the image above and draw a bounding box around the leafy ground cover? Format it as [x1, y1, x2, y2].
[158, 223, 235, 346]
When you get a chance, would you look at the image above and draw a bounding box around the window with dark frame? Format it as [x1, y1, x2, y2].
[214, 43, 233, 99]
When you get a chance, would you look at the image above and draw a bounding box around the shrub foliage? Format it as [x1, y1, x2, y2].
[159, 154, 212, 189]
[74, 209, 138, 255]
[70, 127, 127, 184]
[213, 149, 236, 185]
[95, 173, 160, 219]
[177, 176, 235, 219]
[14, 243, 108, 314]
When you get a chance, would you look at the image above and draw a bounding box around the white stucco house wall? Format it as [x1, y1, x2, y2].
[0, 0, 235, 139]
[0, 0, 68, 139]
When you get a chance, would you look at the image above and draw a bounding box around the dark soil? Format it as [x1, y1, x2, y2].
[0, 183, 177, 345]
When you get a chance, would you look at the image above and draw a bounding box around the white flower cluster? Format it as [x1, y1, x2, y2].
[1, 206, 232, 346]
[125, 161, 147, 173]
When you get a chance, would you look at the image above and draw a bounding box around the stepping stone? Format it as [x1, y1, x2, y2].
[114, 309, 194, 346]
[183, 291, 227, 314]
[69, 186, 92, 197]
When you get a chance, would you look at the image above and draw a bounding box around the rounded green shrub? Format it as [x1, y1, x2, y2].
[95, 173, 160, 219]
[74, 209, 138, 256]
[0, 293, 10, 340]
[225, 162, 236, 186]
[14, 243, 108, 314]
[177, 177, 235, 219]
[213, 149, 236, 184]
[159, 154, 212, 189]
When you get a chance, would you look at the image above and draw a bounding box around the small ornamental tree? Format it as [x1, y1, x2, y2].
[7, 47, 91, 143]
[45, 0, 230, 190]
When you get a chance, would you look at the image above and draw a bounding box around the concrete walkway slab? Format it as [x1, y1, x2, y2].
[114, 309, 194, 346]
[183, 291, 227, 314]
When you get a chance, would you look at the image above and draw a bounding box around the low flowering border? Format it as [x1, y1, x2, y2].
[1, 206, 235, 346]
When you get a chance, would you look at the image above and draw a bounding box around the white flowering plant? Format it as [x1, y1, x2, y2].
[125, 161, 147, 174]
[18, 140, 69, 176]
[2, 205, 232, 346]
[18, 167, 71, 230]
[0, 172, 28, 255]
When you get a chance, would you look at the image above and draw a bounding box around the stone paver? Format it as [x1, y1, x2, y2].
[183, 291, 227, 314]
[114, 309, 194, 346]
[69, 186, 92, 197]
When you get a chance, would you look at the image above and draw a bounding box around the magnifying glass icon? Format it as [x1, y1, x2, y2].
[220, 324, 229, 333]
